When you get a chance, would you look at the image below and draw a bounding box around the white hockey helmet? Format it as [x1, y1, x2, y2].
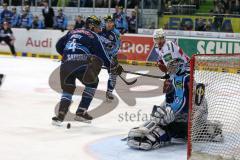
[153, 28, 166, 39]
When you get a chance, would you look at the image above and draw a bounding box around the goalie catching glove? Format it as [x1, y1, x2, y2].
[151, 104, 175, 126]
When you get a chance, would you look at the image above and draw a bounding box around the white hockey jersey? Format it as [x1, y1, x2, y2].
[155, 40, 189, 66]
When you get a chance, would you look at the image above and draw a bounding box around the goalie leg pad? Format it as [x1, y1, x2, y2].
[127, 121, 171, 150]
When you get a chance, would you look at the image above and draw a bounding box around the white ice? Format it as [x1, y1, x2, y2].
[0, 56, 187, 160]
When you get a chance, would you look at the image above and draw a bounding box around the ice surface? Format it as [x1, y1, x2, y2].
[0, 56, 186, 160]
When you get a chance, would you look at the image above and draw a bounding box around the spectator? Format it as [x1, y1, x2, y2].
[51, 0, 58, 6]
[29, 0, 36, 6]
[95, 0, 106, 7]
[195, 18, 206, 31]
[74, 15, 85, 29]
[127, 0, 139, 8]
[53, 8, 68, 31]
[127, 10, 137, 33]
[19, 7, 33, 29]
[24, 0, 30, 6]
[67, 23, 75, 31]
[12, 0, 22, 6]
[0, 21, 16, 56]
[163, 23, 169, 29]
[0, 3, 13, 25]
[113, 5, 128, 34]
[231, 0, 240, 14]
[205, 20, 213, 32]
[212, 15, 224, 31]
[149, 22, 156, 29]
[32, 15, 44, 29]
[11, 7, 20, 28]
[42, 0, 55, 28]
[221, 21, 233, 32]
[24, 5, 34, 19]
[80, 0, 87, 7]
[179, 20, 193, 31]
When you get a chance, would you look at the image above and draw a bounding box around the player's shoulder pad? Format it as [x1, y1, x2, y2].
[113, 28, 121, 36]
[166, 40, 175, 46]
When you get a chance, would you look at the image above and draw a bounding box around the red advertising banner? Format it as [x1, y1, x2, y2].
[118, 35, 156, 62]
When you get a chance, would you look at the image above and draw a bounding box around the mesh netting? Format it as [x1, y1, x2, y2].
[189, 55, 240, 160]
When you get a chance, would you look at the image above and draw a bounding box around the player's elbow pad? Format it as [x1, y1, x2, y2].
[55, 42, 64, 55]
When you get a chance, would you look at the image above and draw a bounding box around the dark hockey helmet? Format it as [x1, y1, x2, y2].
[104, 15, 114, 22]
[85, 15, 101, 29]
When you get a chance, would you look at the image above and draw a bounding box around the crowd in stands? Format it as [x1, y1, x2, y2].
[1, 0, 239, 33]
[8, 0, 139, 8]
[163, 0, 201, 13]
[163, 0, 240, 15]
[0, 1, 137, 33]
[163, 15, 233, 32]
[212, 0, 240, 14]
[0, 1, 68, 30]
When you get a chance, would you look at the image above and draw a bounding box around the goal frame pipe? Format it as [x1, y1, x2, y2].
[187, 54, 195, 159]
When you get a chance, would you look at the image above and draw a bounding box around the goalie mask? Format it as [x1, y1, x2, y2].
[167, 58, 185, 75]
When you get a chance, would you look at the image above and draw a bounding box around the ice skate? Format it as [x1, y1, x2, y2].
[106, 91, 114, 102]
[74, 111, 92, 124]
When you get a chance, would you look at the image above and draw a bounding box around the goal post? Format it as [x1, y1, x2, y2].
[188, 54, 240, 160]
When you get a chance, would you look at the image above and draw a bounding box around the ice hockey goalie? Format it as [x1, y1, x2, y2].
[126, 59, 223, 150]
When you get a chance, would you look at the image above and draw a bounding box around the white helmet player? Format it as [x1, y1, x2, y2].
[153, 28, 166, 40]
[153, 28, 166, 48]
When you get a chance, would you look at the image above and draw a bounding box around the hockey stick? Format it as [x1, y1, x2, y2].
[122, 70, 170, 79]
[101, 66, 137, 85]
[102, 66, 169, 79]
[119, 74, 137, 85]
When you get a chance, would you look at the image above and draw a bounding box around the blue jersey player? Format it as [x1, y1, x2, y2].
[127, 58, 190, 150]
[99, 15, 121, 101]
[52, 16, 123, 124]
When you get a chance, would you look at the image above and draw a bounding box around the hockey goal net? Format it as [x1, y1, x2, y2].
[188, 54, 240, 160]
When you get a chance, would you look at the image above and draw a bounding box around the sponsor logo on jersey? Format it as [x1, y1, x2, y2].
[175, 81, 183, 88]
[109, 35, 114, 41]
[163, 53, 173, 62]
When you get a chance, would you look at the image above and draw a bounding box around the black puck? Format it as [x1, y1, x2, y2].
[67, 123, 71, 129]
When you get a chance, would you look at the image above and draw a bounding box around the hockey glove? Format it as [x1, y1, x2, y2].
[26, 26, 31, 31]
[110, 64, 123, 75]
[61, 28, 65, 32]
[163, 79, 173, 93]
[151, 104, 175, 126]
[157, 60, 168, 73]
